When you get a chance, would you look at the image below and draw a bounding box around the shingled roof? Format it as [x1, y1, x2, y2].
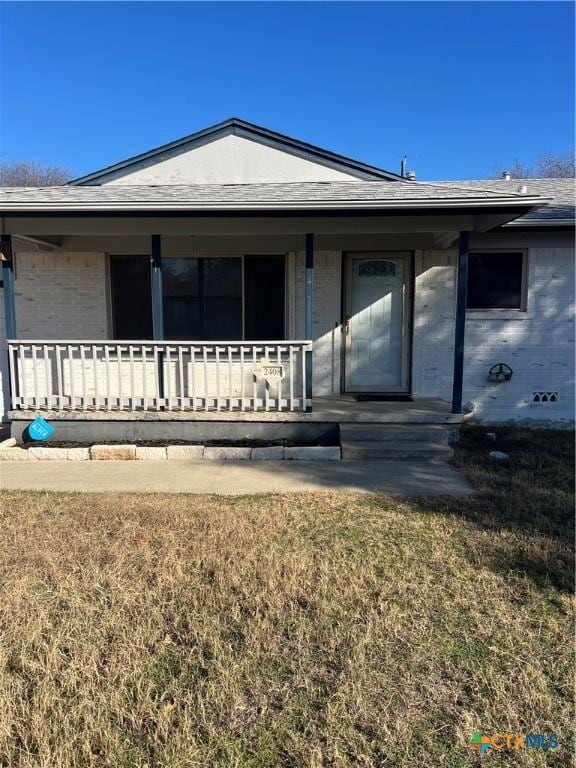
[0, 180, 548, 213]
[436, 178, 574, 225]
[1, 116, 571, 224]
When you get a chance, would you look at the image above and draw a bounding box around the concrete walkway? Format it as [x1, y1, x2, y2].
[0, 460, 473, 496]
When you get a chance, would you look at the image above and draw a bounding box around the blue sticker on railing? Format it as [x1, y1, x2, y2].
[27, 417, 54, 442]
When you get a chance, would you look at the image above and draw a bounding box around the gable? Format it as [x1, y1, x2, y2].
[104, 134, 361, 185]
[71, 118, 402, 185]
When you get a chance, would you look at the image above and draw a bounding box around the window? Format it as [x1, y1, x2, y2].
[358, 260, 396, 277]
[466, 252, 526, 310]
[110, 256, 152, 338]
[110, 254, 286, 341]
[244, 256, 285, 340]
[163, 257, 242, 340]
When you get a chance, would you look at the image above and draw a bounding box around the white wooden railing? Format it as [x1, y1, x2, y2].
[7, 340, 313, 413]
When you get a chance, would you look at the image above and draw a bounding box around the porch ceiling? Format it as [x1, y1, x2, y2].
[21, 232, 463, 253]
[0, 210, 537, 238]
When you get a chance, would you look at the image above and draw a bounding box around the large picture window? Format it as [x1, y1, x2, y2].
[466, 251, 526, 310]
[110, 254, 285, 340]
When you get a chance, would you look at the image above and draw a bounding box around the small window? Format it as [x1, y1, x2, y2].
[466, 252, 525, 310]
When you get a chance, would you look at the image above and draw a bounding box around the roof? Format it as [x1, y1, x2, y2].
[12, 116, 569, 225]
[436, 178, 575, 226]
[0, 180, 548, 213]
[69, 118, 404, 185]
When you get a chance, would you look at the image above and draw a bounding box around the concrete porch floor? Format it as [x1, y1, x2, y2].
[9, 396, 463, 424]
[309, 396, 462, 424]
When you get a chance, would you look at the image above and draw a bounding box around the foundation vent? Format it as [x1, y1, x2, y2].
[532, 392, 559, 404]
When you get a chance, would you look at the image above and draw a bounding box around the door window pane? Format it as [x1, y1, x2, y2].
[110, 256, 152, 339]
[358, 260, 396, 277]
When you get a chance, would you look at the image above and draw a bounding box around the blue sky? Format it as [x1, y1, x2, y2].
[0, 1, 574, 180]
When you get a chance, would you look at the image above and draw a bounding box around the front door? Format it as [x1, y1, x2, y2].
[344, 252, 411, 392]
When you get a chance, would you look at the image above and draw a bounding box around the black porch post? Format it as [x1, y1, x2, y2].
[451, 231, 469, 414]
[304, 233, 314, 412]
[150, 235, 165, 404]
[1, 234, 17, 339]
[150, 234, 164, 340]
[305, 233, 314, 339]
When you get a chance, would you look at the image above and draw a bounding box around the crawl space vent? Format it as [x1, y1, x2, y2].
[532, 392, 559, 404]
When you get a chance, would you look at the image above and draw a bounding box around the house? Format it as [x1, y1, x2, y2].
[0, 118, 574, 446]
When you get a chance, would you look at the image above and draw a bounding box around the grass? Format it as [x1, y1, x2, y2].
[0, 426, 573, 767]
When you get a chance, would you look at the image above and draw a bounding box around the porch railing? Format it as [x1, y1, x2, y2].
[7, 340, 313, 413]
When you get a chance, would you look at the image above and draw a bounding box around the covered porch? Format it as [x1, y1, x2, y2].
[0, 184, 543, 430]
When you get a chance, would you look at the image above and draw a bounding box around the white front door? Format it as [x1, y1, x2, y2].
[344, 252, 411, 392]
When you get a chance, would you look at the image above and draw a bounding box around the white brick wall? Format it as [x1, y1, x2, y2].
[412, 250, 456, 398]
[293, 250, 342, 395]
[7, 242, 574, 423]
[14, 251, 108, 339]
[411, 245, 575, 423]
[289, 243, 574, 422]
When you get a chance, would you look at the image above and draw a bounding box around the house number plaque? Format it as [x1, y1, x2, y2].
[259, 358, 285, 383]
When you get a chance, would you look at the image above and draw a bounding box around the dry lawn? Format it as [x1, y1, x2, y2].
[0, 427, 573, 767]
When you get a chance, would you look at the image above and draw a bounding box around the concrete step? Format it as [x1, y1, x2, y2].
[340, 439, 454, 461]
[339, 423, 454, 461]
[340, 424, 451, 442]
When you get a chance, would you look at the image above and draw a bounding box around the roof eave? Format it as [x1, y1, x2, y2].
[0, 196, 548, 215]
[502, 217, 575, 228]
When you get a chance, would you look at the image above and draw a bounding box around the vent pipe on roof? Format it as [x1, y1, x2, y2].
[502, 170, 512, 180]
[400, 156, 416, 180]
[517, 185, 528, 195]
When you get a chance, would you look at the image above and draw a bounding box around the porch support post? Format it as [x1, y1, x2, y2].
[304, 233, 314, 412]
[0, 234, 17, 339]
[150, 234, 165, 405]
[150, 234, 164, 340]
[451, 231, 469, 414]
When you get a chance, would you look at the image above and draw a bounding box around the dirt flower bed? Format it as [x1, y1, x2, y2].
[25, 437, 337, 449]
